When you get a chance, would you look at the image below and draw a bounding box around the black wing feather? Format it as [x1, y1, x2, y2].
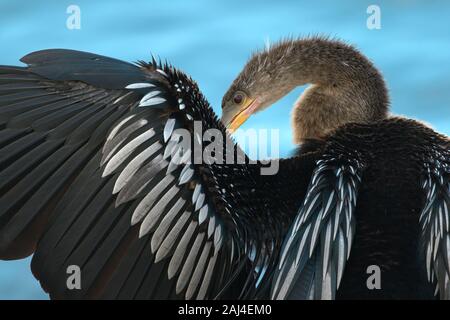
[420, 145, 450, 299]
[21, 49, 156, 90]
[271, 155, 362, 300]
[0, 49, 292, 300]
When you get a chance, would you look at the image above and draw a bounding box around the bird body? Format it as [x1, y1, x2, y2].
[0, 38, 448, 299]
[222, 37, 449, 299]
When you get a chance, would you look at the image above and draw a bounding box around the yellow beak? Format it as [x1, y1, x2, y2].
[224, 98, 260, 133]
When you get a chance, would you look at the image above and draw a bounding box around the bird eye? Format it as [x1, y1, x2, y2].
[233, 92, 245, 105]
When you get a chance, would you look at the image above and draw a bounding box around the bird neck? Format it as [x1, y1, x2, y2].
[272, 38, 390, 144]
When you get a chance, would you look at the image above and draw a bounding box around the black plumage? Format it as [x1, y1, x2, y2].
[285, 119, 449, 299]
[0, 49, 295, 299]
[0, 43, 448, 300]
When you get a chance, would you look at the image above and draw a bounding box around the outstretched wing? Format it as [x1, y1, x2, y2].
[420, 145, 450, 299]
[271, 155, 363, 300]
[0, 49, 272, 299]
[0, 49, 154, 259]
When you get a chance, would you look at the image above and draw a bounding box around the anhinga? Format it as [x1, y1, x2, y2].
[0, 37, 448, 300]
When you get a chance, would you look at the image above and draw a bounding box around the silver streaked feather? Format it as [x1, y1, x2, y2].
[176, 232, 205, 294]
[139, 97, 166, 107]
[125, 82, 155, 89]
[186, 241, 212, 299]
[195, 191, 205, 211]
[179, 164, 194, 185]
[105, 114, 136, 142]
[139, 183, 180, 237]
[155, 210, 192, 263]
[207, 215, 216, 238]
[198, 205, 209, 225]
[419, 165, 450, 299]
[163, 118, 177, 143]
[102, 118, 148, 166]
[192, 183, 202, 204]
[196, 252, 218, 299]
[131, 174, 174, 226]
[115, 155, 168, 206]
[272, 159, 361, 300]
[151, 197, 186, 253]
[140, 90, 161, 104]
[168, 221, 197, 279]
[113, 141, 162, 194]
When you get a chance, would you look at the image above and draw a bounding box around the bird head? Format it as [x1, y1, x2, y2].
[222, 38, 390, 140]
[221, 45, 297, 132]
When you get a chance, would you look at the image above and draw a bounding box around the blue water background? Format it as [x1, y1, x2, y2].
[0, 0, 449, 299]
